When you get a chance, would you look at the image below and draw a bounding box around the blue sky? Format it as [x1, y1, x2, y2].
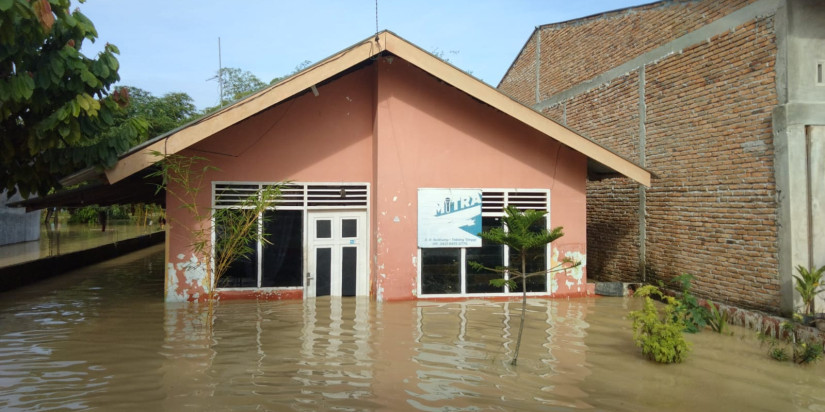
[77, 0, 652, 110]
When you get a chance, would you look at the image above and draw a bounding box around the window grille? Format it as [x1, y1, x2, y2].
[481, 190, 548, 213]
[214, 183, 369, 208]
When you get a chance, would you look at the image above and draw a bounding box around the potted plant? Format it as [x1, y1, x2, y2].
[793, 264, 825, 323]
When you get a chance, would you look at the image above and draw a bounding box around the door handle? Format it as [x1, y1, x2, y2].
[306, 272, 313, 286]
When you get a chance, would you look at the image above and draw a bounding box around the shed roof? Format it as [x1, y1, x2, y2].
[105, 30, 650, 187]
[15, 31, 650, 211]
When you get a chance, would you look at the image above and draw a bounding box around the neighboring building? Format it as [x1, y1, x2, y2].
[104, 31, 649, 302]
[499, 0, 824, 315]
[0, 190, 40, 246]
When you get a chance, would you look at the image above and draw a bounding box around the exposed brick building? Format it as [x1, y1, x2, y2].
[500, 0, 825, 315]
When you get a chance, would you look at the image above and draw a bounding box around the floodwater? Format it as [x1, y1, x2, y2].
[0, 222, 162, 267]
[2, 246, 825, 411]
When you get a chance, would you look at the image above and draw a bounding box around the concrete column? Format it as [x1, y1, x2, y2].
[774, 119, 810, 315]
[810, 126, 825, 269]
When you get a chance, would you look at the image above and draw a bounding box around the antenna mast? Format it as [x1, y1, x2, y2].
[218, 37, 223, 108]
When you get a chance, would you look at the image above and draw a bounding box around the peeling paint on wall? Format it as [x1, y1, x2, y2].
[166, 253, 209, 302]
[550, 247, 587, 296]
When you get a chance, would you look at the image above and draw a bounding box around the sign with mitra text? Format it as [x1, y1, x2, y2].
[418, 189, 482, 248]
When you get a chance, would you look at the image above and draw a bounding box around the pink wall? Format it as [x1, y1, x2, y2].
[165, 68, 375, 302]
[165, 57, 588, 302]
[372, 57, 587, 301]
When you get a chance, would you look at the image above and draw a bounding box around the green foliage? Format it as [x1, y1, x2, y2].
[67, 205, 99, 224]
[0, 0, 138, 197]
[119, 87, 196, 138]
[706, 300, 731, 335]
[204, 67, 267, 111]
[212, 185, 281, 284]
[148, 152, 284, 299]
[628, 285, 691, 363]
[793, 264, 825, 316]
[672, 273, 709, 333]
[759, 314, 824, 365]
[769, 347, 790, 362]
[269, 60, 312, 85]
[67, 204, 133, 224]
[471, 206, 579, 365]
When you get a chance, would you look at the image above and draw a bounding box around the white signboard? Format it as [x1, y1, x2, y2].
[418, 189, 482, 248]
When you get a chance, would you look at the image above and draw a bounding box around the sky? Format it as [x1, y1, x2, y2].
[76, 0, 653, 110]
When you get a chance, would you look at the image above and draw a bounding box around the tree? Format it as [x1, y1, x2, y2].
[269, 60, 312, 85]
[120, 87, 197, 138]
[470, 206, 579, 365]
[206, 67, 266, 111]
[0, 0, 138, 197]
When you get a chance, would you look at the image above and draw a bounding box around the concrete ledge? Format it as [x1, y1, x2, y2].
[0, 231, 165, 292]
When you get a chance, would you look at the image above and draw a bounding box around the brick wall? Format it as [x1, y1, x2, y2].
[499, 32, 537, 105]
[644, 16, 778, 311]
[499, 0, 758, 101]
[562, 73, 644, 284]
[500, 0, 782, 313]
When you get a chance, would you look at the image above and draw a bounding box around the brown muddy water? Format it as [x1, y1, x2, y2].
[2, 245, 825, 411]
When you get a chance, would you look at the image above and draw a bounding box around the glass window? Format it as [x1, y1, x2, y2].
[341, 246, 357, 296]
[421, 248, 461, 294]
[218, 210, 305, 289]
[465, 217, 504, 293]
[418, 191, 551, 297]
[216, 209, 258, 288]
[316, 220, 331, 239]
[510, 217, 547, 293]
[342, 219, 357, 238]
[261, 210, 303, 287]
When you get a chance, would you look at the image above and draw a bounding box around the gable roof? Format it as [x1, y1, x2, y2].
[104, 31, 650, 187]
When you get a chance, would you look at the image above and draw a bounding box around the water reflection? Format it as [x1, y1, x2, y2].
[3, 246, 825, 411]
[0, 222, 161, 267]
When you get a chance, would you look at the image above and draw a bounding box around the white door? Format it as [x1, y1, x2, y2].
[306, 211, 367, 298]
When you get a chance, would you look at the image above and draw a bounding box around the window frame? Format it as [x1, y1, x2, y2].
[417, 188, 552, 298]
[211, 181, 370, 291]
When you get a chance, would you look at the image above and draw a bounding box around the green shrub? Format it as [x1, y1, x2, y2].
[793, 264, 825, 316]
[706, 300, 731, 335]
[673, 273, 709, 333]
[629, 285, 691, 363]
[759, 315, 824, 365]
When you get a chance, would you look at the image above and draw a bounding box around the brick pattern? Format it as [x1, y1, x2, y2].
[644, 16, 778, 311]
[499, 33, 537, 104]
[586, 178, 642, 282]
[540, 104, 564, 124]
[500, 0, 781, 313]
[566, 72, 640, 163]
[563, 72, 643, 283]
[498, 0, 758, 102]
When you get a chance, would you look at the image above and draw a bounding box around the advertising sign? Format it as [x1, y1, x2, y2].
[418, 189, 482, 248]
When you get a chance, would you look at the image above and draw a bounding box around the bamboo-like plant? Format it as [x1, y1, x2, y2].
[148, 151, 283, 303]
[470, 206, 579, 366]
[793, 264, 825, 316]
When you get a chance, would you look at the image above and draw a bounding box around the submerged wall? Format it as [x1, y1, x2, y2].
[372, 57, 588, 301]
[164, 56, 589, 302]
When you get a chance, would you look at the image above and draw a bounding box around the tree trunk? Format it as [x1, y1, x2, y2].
[511, 252, 528, 366]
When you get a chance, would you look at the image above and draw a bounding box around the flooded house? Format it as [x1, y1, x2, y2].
[95, 31, 649, 302]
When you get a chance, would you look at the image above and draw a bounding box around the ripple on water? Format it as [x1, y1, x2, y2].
[2, 247, 825, 411]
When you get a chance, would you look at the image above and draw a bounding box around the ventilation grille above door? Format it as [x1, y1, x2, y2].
[214, 183, 369, 208]
[481, 190, 548, 213]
